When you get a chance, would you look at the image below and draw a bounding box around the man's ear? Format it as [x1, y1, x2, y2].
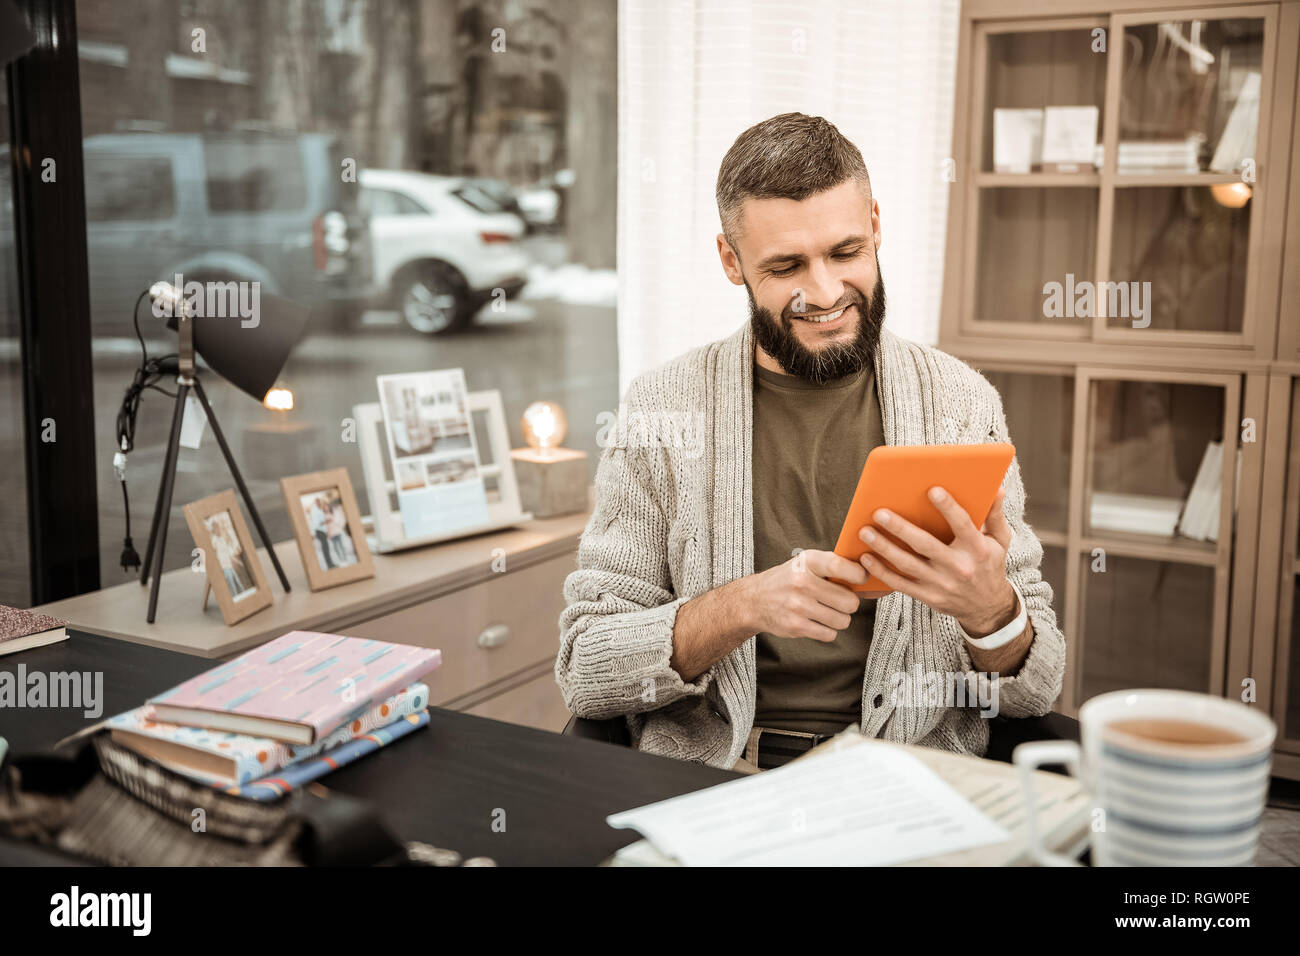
[716, 233, 745, 286]
[871, 198, 883, 253]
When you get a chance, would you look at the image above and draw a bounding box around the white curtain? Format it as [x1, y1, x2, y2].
[617, 0, 961, 393]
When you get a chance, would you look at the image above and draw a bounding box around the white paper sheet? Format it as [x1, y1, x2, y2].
[607, 742, 1009, 866]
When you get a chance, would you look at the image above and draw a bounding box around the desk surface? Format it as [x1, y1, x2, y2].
[0, 631, 739, 867]
[31, 505, 590, 660]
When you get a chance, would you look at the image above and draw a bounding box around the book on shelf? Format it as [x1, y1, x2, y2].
[148, 630, 441, 744]
[1209, 72, 1260, 174]
[993, 108, 1043, 173]
[1116, 138, 1200, 174]
[1040, 106, 1098, 170]
[0, 604, 69, 657]
[1089, 491, 1184, 537]
[1178, 441, 1220, 542]
[108, 682, 430, 787]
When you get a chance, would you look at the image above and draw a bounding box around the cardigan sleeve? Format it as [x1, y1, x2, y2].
[951, 379, 1068, 718]
[555, 403, 713, 720]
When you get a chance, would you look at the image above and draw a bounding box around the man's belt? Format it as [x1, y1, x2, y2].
[744, 726, 837, 770]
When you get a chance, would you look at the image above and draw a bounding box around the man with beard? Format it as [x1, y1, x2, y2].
[557, 113, 1065, 771]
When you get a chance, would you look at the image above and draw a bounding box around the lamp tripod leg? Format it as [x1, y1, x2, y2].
[139, 446, 169, 586]
[146, 381, 190, 624]
[191, 378, 292, 593]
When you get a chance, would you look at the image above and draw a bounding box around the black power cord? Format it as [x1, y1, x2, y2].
[114, 289, 178, 573]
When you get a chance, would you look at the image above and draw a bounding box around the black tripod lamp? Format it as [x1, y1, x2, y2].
[138, 282, 309, 623]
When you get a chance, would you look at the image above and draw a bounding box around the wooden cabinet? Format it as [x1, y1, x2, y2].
[944, 1, 1300, 776]
[465, 667, 571, 733]
[347, 553, 572, 708]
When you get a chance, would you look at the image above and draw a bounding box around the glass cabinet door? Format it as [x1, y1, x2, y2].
[982, 369, 1073, 539]
[1069, 370, 1239, 709]
[1116, 17, 1266, 178]
[974, 187, 1098, 326]
[1103, 13, 1274, 342]
[1085, 377, 1231, 558]
[1078, 555, 1216, 700]
[1108, 184, 1250, 333]
[981, 26, 1106, 174]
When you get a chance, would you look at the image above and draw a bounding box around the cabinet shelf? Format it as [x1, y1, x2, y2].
[1079, 531, 1219, 567]
[1113, 172, 1249, 188]
[975, 172, 1100, 187]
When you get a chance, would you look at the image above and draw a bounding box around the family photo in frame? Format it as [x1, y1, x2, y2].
[281, 467, 375, 592]
[183, 489, 274, 626]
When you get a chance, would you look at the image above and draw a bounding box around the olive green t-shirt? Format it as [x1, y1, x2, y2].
[751, 360, 885, 736]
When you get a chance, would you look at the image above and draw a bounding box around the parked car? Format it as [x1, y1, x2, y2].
[360, 169, 530, 334]
[515, 175, 564, 231]
[457, 176, 530, 230]
[75, 131, 373, 338]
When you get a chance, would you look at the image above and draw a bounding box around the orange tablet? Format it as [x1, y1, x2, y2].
[829, 443, 1016, 595]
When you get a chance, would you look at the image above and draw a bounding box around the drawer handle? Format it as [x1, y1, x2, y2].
[477, 624, 510, 649]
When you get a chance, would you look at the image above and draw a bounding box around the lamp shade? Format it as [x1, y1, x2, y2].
[166, 289, 309, 401]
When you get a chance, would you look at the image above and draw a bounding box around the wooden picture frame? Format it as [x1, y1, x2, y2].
[183, 489, 274, 626]
[281, 467, 375, 591]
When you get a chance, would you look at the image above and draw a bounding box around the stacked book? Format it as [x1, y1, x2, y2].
[105, 630, 441, 801]
[1177, 441, 1241, 544]
[1089, 491, 1184, 537]
[1116, 138, 1200, 174]
[0, 604, 69, 656]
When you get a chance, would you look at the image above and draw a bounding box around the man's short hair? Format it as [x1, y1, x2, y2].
[716, 112, 871, 246]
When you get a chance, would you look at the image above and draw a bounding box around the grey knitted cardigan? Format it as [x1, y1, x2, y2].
[556, 321, 1066, 768]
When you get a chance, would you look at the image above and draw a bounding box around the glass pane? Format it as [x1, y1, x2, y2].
[1109, 186, 1249, 332]
[77, 0, 618, 583]
[1079, 555, 1214, 701]
[982, 371, 1072, 536]
[0, 80, 30, 607]
[975, 187, 1097, 323]
[1118, 18, 1265, 175]
[982, 29, 1106, 173]
[1088, 380, 1226, 549]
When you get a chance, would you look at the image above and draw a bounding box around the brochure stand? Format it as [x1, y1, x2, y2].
[354, 390, 532, 553]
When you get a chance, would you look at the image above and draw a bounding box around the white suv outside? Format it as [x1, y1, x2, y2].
[360, 169, 529, 333]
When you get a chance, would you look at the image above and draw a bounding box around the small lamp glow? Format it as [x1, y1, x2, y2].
[521, 400, 567, 454]
[263, 384, 295, 412]
[1210, 182, 1252, 209]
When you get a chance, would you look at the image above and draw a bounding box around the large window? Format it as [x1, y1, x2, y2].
[74, 0, 618, 585]
[0, 78, 29, 606]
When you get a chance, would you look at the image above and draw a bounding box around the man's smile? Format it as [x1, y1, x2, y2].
[792, 301, 855, 330]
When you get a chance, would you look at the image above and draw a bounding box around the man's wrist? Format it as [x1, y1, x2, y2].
[959, 580, 1019, 638]
[729, 573, 762, 635]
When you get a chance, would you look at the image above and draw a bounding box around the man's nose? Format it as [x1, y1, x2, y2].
[802, 260, 843, 312]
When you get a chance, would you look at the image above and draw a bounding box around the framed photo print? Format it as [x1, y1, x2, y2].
[281, 467, 375, 591]
[183, 489, 273, 626]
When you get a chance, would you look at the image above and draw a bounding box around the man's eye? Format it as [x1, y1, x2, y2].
[770, 266, 797, 277]
[833, 250, 861, 260]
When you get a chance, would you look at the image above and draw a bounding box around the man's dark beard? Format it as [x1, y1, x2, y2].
[748, 267, 885, 385]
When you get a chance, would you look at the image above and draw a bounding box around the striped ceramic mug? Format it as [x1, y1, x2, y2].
[1014, 689, 1276, 866]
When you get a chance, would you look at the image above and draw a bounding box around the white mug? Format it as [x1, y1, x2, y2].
[1014, 689, 1276, 866]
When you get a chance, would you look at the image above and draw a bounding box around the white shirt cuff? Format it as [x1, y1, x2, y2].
[960, 581, 1027, 650]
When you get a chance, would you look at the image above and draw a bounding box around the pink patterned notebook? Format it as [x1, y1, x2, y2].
[148, 631, 441, 744]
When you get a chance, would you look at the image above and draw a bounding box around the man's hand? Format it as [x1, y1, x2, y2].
[670, 549, 867, 682]
[857, 486, 1018, 638]
[745, 549, 868, 642]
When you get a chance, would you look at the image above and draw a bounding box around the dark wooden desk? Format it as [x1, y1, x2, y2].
[0, 631, 740, 866]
